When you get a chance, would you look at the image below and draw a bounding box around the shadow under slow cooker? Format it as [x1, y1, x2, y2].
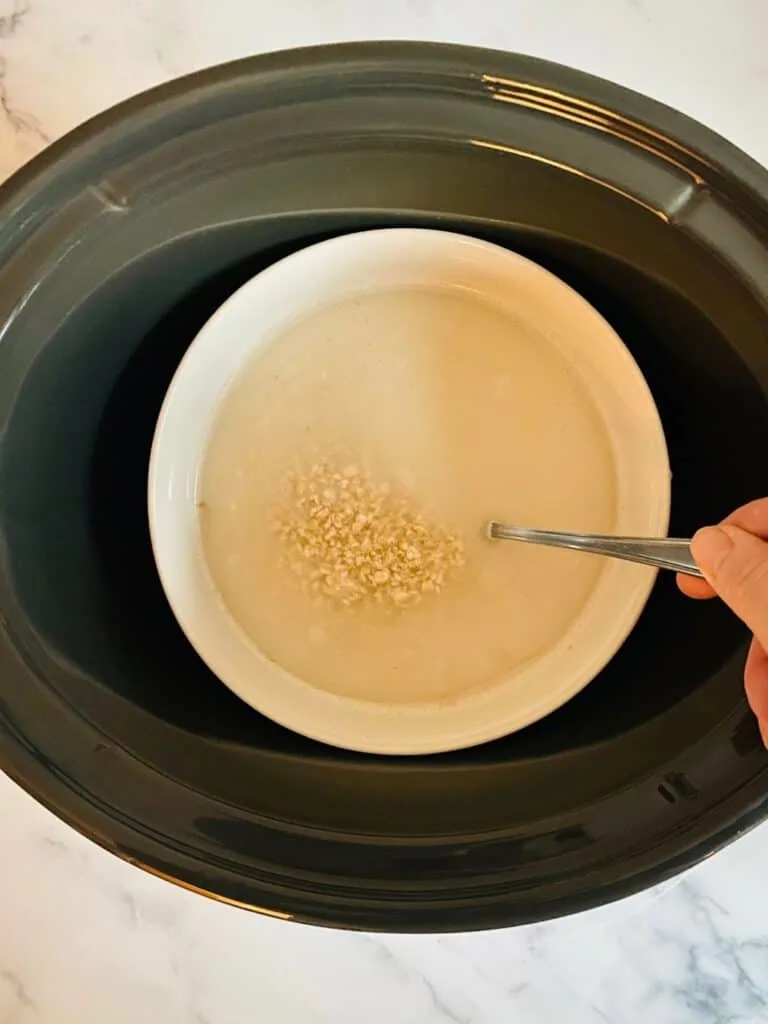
[2, 207, 766, 838]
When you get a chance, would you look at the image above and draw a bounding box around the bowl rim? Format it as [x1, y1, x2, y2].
[148, 224, 671, 755]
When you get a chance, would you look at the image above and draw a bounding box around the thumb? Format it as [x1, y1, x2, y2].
[692, 525, 768, 647]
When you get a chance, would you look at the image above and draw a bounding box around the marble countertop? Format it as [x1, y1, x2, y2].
[1, 1, 768, 1021]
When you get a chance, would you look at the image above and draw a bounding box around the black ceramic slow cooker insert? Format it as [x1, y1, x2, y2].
[0, 43, 767, 931]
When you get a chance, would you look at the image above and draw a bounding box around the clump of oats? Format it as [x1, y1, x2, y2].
[274, 461, 465, 608]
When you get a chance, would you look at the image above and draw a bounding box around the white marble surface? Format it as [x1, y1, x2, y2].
[1, 0, 768, 1021]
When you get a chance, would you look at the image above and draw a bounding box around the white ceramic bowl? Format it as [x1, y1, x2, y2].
[148, 228, 670, 755]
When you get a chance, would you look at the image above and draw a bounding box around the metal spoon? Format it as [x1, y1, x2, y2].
[487, 522, 704, 578]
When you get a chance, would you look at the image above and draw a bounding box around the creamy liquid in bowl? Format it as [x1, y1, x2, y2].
[200, 286, 617, 705]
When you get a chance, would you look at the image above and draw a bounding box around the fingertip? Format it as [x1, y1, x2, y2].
[676, 573, 716, 600]
[745, 640, 768, 723]
[691, 525, 735, 580]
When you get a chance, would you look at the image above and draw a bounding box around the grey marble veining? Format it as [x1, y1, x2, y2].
[0, 1, 767, 1021]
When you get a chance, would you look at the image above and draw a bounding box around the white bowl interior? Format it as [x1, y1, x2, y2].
[148, 228, 670, 755]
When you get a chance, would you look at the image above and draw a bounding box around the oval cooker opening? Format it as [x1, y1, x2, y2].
[2, 207, 764, 830]
[82, 219, 755, 752]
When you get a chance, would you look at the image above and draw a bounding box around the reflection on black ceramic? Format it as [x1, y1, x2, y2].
[0, 43, 767, 931]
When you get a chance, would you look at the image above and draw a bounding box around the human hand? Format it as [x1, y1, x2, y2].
[677, 499, 768, 747]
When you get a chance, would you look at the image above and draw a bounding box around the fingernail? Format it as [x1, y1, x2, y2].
[692, 526, 735, 578]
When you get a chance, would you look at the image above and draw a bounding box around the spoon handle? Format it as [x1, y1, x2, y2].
[487, 523, 705, 578]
